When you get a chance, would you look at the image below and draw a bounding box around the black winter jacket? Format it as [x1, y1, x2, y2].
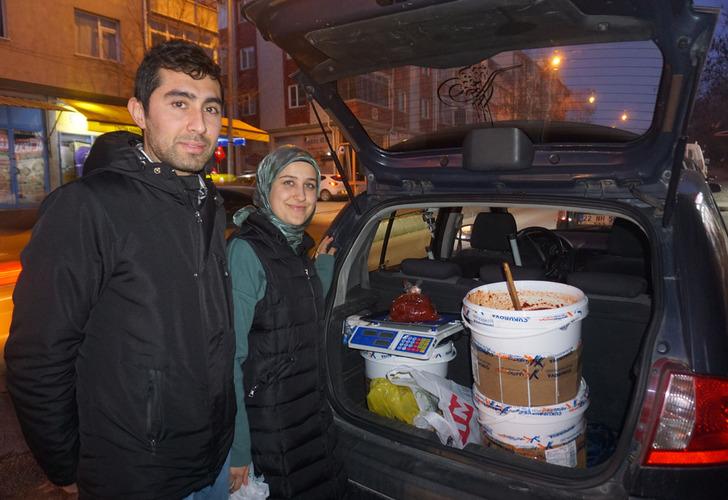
[232, 214, 346, 499]
[4, 131, 236, 499]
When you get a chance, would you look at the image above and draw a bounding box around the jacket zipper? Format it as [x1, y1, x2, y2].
[146, 369, 163, 453]
[194, 209, 203, 274]
[303, 265, 318, 320]
[247, 356, 296, 398]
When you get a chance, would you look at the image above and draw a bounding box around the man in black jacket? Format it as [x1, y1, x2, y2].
[4, 40, 236, 499]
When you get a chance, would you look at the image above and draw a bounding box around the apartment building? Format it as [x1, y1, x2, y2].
[0, 0, 265, 208]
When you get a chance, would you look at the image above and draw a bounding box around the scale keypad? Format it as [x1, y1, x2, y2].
[395, 334, 432, 354]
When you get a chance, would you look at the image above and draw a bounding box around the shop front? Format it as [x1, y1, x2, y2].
[56, 100, 142, 185]
[0, 96, 62, 208]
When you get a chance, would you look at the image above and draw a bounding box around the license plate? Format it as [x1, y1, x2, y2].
[576, 213, 615, 226]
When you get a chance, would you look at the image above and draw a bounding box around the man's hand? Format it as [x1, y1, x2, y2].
[37, 481, 78, 498]
[60, 483, 79, 495]
[229, 465, 249, 493]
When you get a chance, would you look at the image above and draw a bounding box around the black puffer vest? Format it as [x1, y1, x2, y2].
[232, 213, 345, 499]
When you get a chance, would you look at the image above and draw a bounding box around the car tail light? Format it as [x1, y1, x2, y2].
[643, 371, 728, 466]
[0, 261, 22, 287]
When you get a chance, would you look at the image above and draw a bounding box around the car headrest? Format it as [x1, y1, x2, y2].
[400, 258, 462, 279]
[463, 127, 534, 171]
[608, 218, 647, 258]
[470, 212, 517, 251]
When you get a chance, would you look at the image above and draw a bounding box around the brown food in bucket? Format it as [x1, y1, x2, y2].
[467, 290, 577, 311]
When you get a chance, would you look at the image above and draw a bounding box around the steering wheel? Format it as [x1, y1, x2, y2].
[516, 226, 574, 279]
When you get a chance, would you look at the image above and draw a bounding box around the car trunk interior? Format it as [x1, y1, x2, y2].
[325, 201, 652, 470]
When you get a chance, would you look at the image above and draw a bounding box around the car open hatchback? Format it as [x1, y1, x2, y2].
[244, 1, 728, 498]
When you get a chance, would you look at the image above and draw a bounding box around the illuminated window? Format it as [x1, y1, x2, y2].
[149, 19, 216, 60]
[75, 10, 119, 61]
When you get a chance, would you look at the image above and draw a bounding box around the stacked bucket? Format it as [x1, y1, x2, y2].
[461, 280, 590, 468]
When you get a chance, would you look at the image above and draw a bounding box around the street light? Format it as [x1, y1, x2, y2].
[550, 53, 562, 70]
[588, 95, 596, 104]
[621, 112, 628, 122]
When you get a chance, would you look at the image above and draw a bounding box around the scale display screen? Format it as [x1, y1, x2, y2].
[350, 327, 397, 349]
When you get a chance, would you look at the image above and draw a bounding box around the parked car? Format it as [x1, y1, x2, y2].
[318, 173, 366, 201]
[206, 172, 238, 184]
[245, 1, 727, 498]
[216, 185, 254, 235]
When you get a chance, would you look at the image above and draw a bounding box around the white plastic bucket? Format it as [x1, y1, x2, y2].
[362, 341, 457, 380]
[474, 378, 589, 449]
[462, 280, 588, 356]
[464, 281, 588, 405]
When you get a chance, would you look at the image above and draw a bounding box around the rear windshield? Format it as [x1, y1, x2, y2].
[336, 41, 662, 151]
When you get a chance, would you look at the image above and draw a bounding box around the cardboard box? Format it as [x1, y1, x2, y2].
[471, 341, 582, 406]
[484, 431, 586, 468]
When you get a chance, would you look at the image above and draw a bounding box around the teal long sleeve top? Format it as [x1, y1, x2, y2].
[226, 238, 335, 468]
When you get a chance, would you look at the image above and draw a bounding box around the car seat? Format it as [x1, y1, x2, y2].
[450, 212, 545, 280]
[583, 218, 649, 278]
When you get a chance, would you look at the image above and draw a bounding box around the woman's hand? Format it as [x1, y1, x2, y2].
[229, 465, 249, 493]
[315, 235, 337, 258]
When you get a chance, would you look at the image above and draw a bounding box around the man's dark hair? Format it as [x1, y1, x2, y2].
[134, 39, 223, 111]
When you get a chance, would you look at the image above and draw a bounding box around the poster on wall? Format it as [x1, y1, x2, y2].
[0, 130, 12, 205]
[14, 132, 46, 204]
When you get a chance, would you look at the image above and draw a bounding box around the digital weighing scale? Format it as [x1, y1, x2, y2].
[346, 312, 463, 360]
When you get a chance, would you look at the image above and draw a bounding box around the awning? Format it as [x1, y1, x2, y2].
[63, 99, 141, 135]
[0, 95, 68, 111]
[221, 117, 269, 143]
[63, 99, 269, 142]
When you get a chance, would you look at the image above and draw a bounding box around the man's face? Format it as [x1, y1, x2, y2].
[128, 68, 222, 175]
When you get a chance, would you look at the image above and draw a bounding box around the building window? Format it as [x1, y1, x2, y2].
[288, 84, 307, 108]
[397, 91, 407, 113]
[0, 0, 6, 39]
[239, 94, 256, 116]
[75, 10, 120, 61]
[420, 98, 431, 119]
[239, 46, 255, 70]
[338, 73, 391, 108]
[218, 5, 227, 30]
[149, 19, 216, 60]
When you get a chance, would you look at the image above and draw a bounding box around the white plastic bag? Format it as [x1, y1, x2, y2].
[229, 464, 269, 500]
[387, 367, 480, 449]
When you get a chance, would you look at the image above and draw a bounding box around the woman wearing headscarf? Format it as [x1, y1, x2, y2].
[226, 145, 345, 498]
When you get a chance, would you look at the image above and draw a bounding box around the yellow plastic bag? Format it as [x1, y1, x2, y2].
[366, 377, 420, 424]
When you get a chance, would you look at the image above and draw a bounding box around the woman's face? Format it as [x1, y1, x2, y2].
[269, 161, 318, 225]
